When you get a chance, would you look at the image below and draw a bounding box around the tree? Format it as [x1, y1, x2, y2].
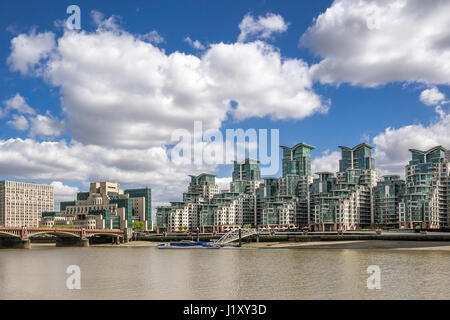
[132, 221, 145, 231]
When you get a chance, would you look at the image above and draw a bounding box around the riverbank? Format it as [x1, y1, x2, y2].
[243, 240, 450, 250]
[88, 240, 450, 251]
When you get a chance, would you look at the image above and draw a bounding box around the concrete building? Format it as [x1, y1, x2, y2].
[40, 211, 71, 228]
[49, 182, 152, 230]
[0, 180, 54, 227]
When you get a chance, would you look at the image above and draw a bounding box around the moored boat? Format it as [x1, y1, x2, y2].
[157, 240, 221, 249]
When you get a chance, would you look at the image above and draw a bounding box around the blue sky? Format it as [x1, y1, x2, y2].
[0, 0, 449, 206]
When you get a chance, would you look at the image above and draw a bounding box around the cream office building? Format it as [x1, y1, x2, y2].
[0, 180, 54, 227]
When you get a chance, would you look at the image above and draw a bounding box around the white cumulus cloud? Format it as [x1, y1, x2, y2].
[3, 11, 330, 206]
[215, 177, 232, 191]
[301, 0, 450, 87]
[50, 181, 79, 209]
[7, 114, 29, 131]
[7, 30, 55, 75]
[373, 114, 450, 176]
[0, 138, 218, 204]
[311, 150, 340, 175]
[203, 41, 328, 121]
[29, 113, 64, 137]
[419, 87, 446, 106]
[238, 13, 289, 42]
[7, 14, 327, 149]
[3, 93, 35, 115]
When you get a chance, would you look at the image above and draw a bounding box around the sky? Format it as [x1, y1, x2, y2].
[0, 0, 449, 209]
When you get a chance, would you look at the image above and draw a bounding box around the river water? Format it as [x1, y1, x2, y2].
[1, 245, 449, 299]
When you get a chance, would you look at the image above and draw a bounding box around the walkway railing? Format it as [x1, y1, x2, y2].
[215, 228, 258, 246]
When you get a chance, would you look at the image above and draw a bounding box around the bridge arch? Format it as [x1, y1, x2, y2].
[86, 233, 123, 238]
[0, 231, 21, 239]
[28, 231, 81, 239]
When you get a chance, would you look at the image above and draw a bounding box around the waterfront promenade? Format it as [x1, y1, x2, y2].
[134, 230, 450, 243]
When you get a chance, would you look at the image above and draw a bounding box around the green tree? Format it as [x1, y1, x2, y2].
[132, 221, 145, 231]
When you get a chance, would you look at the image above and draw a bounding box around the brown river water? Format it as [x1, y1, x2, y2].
[0, 245, 449, 299]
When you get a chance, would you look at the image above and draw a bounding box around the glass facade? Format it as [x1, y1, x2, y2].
[125, 188, 152, 230]
[401, 146, 449, 228]
[281, 143, 315, 177]
[156, 144, 448, 232]
[339, 143, 375, 172]
[374, 175, 405, 228]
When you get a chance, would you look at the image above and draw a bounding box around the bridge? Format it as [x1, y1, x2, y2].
[0, 227, 129, 249]
[215, 228, 259, 246]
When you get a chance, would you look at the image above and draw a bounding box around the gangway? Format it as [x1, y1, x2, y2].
[214, 228, 258, 246]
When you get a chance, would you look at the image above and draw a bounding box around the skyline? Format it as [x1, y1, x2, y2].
[0, 0, 449, 209]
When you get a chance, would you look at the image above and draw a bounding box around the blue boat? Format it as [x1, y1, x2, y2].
[157, 240, 221, 249]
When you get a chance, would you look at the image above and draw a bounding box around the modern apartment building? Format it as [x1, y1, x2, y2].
[156, 143, 449, 232]
[374, 175, 405, 228]
[281, 142, 315, 177]
[230, 159, 261, 226]
[399, 146, 449, 229]
[0, 180, 54, 227]
[310, 144, 377, 231]
[258, 143, 315, 229]
[158, 172, 252, 232]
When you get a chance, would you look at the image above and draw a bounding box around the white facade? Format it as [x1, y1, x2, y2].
[0, 180, 54, 227]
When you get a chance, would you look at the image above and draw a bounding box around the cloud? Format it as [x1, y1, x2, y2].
[203, 41, 329, 121]
[184, 36, 205, 50]
[0, 138, 217, 204]
[3, 93, 35, 115]
[7, 30, 55, 75]
[372, 114, 450, 176]
[140, 30, 164, 44]
[238, 13, 288, 42]
[301, 0, 450, 87]
[90, 10, 122, 32]
[311, 150, 340, 175]
[7, 14, 327, 149]
[29, 112, 64, 137]
[215, 177, 232, 191]
[419, 87, 447, 106]
[50, 181, 79, 210]
[3, 12, 330, 205]
[7, 114, 29, 131]
[419, 87, 448, 118]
